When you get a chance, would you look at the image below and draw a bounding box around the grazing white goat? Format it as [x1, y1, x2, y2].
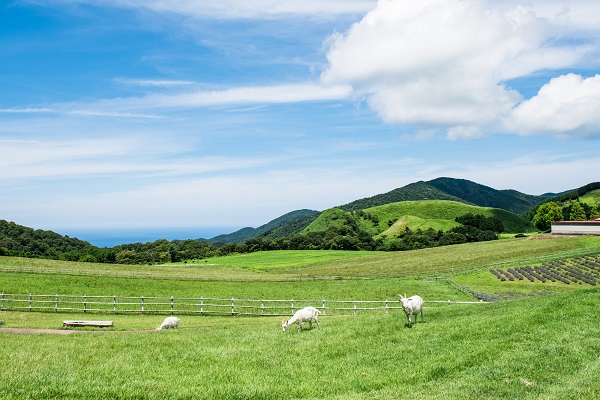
[398, 294, 424, 327]
[156, 316, 180, 330]
[282, 306, 320, 332]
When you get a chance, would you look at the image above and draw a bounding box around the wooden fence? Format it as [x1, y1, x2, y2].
[0, 292, 486, 317]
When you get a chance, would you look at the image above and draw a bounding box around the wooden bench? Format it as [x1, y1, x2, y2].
[63, 320, 113, 328]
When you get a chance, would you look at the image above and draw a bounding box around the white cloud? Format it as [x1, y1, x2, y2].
[1, 83, 352, 117]
[127, 0, 376, 19]
[507, 74, 600, 137]
[42, 0, 376, 19]
[115, 78, 195, 87]
[321, 0, 600, 137]
[67, 83, 353, 113]
[148, 83, 353, 107]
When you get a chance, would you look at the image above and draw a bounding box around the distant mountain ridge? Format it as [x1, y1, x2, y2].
[206, 209, 319, 244]
[206, 177, 552, 244]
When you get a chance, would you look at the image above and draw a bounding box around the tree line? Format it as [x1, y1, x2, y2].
[0, 213, 505, 264]
[532, 199, 600, 231]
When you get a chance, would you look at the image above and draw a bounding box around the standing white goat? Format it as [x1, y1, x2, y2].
[282, 306, 320, 332]
[398, 294, 424, 327]
[156, 316, 180, 330]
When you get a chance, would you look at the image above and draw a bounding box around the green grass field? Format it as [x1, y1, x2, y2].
[1, 235, 600, 399]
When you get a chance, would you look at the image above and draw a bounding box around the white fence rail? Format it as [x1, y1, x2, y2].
[0, 292, 487, 317]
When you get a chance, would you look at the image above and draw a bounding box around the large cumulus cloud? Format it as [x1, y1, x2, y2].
[321, 0, 600, 138]
[508, 74, 600, 137]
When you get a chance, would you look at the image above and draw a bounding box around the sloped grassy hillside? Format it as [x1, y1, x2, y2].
[581, 189, 600, 205]
[303, 200, 533, 237]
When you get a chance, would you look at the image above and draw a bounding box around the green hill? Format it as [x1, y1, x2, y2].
[303, 200, 534, 238]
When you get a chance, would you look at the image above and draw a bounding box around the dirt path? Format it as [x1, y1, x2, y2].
[0, 327, 80, 335]
[0, 327, 157, 335]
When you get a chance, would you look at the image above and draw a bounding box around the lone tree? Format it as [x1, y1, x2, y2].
[533, 202, 563, 231]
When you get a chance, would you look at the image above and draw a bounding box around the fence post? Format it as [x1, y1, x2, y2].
[200, 297, 204, 315]
[291, 299, 294, 315]
[83, 295, 87, 313]
[231, 297, 235, 315]
[170, 296, 174, 314]
[113, 295, 117, 314]
[141, 296, 145, 314]
[322, 299, 326, 315]
[261, 299, 265, 316]
[55, 294, 59, 312]
[1, 292, 4, 310]
[353, 300, 357, 316]
[385, 300, 388, 314]
[29, 293, 32, 312]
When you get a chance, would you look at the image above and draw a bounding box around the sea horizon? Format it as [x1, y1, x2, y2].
[59, 226, 240, 248]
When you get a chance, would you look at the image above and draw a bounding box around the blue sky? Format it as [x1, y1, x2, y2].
[1, 0, 600, 237]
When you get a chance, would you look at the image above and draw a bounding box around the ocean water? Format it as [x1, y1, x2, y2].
[60, 227, 239, 248]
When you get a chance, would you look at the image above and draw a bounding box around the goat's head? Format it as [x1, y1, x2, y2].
[281, 320, 289, 332]
[398, 294, 412, 310]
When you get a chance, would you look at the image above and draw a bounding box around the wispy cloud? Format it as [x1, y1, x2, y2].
[3, 82, 353, 118]
[0, 108, 53, 113]
[0, 137, 275, 181]
[120, 83, 352, 108]
[0, 107, 161, 119]
[40, 83, 353, 116]
[115, 78, 195, 87]
[75, 0, 377, 19]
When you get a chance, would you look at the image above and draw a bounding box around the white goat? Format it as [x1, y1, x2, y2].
[398, 294, 424, 327]
[156, 316, 180, 330]
[282, 306, 320, 332]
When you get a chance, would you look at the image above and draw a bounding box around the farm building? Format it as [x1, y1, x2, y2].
[551, 219, 600, 236]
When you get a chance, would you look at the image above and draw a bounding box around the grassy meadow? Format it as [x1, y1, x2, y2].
[1, 235, 600, 399]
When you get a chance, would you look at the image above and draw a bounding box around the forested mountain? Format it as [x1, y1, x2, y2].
[339, 177, 545, 215]
[427, 177, 546, 214]
[338, 180, 467, 211]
